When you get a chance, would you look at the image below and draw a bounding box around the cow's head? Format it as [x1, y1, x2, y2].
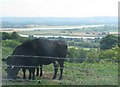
[5, 66, 20, 79]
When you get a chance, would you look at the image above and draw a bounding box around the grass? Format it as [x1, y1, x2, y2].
[1, 38, 119, 86]
[2, 61, 118, 85]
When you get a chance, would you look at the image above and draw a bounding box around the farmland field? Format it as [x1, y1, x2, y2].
[1, 24, 118, 38]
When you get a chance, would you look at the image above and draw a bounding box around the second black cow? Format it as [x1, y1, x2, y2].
[4, 38, 68, 80]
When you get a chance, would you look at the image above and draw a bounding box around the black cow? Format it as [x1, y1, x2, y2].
[4, 38, 68, 80]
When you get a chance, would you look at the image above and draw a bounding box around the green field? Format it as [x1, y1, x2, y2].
[1, 31, 119, 86]
[2, 61, 118, 85]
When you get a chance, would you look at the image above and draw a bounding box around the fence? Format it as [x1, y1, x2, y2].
[2, 55, 119, 84]
[2, 54, 119, 62]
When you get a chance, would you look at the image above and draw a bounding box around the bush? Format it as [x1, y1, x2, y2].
[2, 47, 13, 58]
[2, 40, 21, 48]
[99, 46, 119, 62]
[85, 49, 100, 63]
[67, 47, 88, 63]
[67, 47, 79, 62]
[2, 40, 21, 58]
[78, 48, 87, 63]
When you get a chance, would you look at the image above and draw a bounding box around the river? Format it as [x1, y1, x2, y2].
[0, 24, 104, 31]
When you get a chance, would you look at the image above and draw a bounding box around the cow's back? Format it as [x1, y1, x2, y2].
[9, 39, 67, 65]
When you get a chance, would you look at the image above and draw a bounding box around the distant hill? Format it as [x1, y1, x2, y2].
[1, 16, 118, 28]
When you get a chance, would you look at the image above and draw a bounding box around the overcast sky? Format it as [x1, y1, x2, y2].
[0, 0, 119, 17]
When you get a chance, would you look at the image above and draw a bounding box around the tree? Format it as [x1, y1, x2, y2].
[100, 34, 118, 50]
[2, 32, 21, 40]
[11, 32, 20, 40]
[2, 32, 12, 40]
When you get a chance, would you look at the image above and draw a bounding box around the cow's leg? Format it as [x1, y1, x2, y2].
[28, 69, 32, 79]
[40, 65, 43, 77]
[52, 61, 58, 79]
[32, 68, 35, 80]
[29, 68, 35, 80]
[58, 60, 64, 80]
[36, 67, 39, 77]
[22, 68, 26, 79]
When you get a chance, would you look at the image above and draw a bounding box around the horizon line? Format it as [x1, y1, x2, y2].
[0, 16, 117, 18]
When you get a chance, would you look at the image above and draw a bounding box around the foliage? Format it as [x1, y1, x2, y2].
[86, 49, 100, 63]
[78, 48, 88, 63]
[67, 47, 100, 63]
[99, 46, 120, 62]
[2, 47, 13, 59]
[2, 40, 21, 58]
[1, 32, 119, 63]
[1, 32, 119, 86]
[2, 32, 32, 43]
[67, 46, 119, 63]
[2, 40, 21, 48]
[2, 32, 21, 40]
[2, 32, 12, 40]
[11, 32, 21, 40]
[68, 41, 100, 48]
[100, 34, 118, 50]
[67, 47, 79, 62]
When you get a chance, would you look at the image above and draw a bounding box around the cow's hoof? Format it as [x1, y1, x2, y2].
[58, 77, 62, 80]
[29, 77, 31, 80]
[40, 74, 42, 77]
[52, 77, 56, 80]
[36, 73, 39, 76]
[32, 78, 35, 80]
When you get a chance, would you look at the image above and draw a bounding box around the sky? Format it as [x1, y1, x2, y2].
[0, 0, 119, 17]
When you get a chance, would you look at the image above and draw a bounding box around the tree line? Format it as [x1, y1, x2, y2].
[1, 32, 120, 63]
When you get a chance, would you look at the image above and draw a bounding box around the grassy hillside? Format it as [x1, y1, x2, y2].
[2, 62, 118, 85]
[1, 35, 119, 86]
